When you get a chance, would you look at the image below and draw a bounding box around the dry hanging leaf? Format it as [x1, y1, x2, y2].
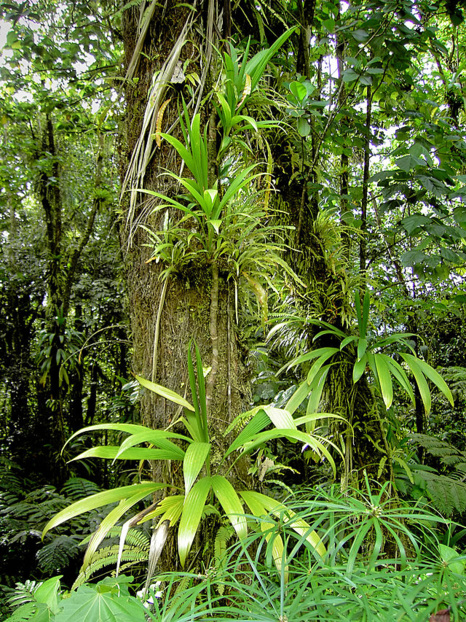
[155, 98, 171, 147]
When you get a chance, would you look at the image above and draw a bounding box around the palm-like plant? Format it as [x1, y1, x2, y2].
[280, 290, 453, 418]
[43, 343, 341, 573]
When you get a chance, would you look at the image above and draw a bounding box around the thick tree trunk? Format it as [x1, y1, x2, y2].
[119, 1, 250, 570]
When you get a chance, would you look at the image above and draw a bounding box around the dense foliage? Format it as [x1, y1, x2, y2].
[0, 0, 465, 619]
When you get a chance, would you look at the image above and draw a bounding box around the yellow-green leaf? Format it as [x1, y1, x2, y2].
[178, 477, 212, 567]
[42, 482, 167, 539]
[136, 375, 195, 411]
[183, 442, 210, 495]
[211, 475, 247, 540]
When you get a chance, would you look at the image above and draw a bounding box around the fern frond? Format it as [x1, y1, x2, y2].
[7, 581, 40, 608]
[72, 545, 149, 589]
[62, 477, 101, 501]
[415, 471, 466, 516]
[412, 434, 466, 467]
[80, 526, 150, 549]
[36, 535, 81, 573]
[3, 601, 37, 622]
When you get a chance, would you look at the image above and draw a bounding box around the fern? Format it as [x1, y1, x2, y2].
[3, 601, 37, 622]
[72, 527, 151, 588]
[36, 535, 81, 573]
[406, 434, 466, 516]
[72, 545, 149, 589]
[412, 434, 466, 467]
[416, 471, 466, 516]
[214, 525, 233, 568]
[439, 366, 466, 401]
[6, 580, 40, 608]
[80, 526, 150, 549]
[62, 477, 101, 501]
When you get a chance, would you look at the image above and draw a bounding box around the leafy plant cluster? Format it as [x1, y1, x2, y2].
[0, 461, 105, 590]
[4, 482, 466, 622]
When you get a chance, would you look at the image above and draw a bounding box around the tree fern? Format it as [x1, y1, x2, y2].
[412, 433, 466, 467]
[415, 471, 466, 516]
[439, 366, 466, 401]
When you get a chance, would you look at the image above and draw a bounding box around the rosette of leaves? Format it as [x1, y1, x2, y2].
[43, 343, 342, 573]
[280, 290, 454, 418]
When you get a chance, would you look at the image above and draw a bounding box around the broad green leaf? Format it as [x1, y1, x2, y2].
[353, 353, 367, 383]
[159, 133, 196, 178]
[286, 381, 312, 415]
[439, 544, 465, 574]
[263, 405, 295, 429]
[208, 219, 222, 233]
[178, 477, 212, 566]
[290, 81, 308, 102]
[400, 353, 454, 408]
[401, 214, 431, 235]
[297, 117, 311, 137]
[193, 342, 208, 437]
[307, 366, 331, 415]
[54, 584, 146, 622]
[340, 335, 358, 351]
[399, 353, 431, 413]
[395, 154, 424, 172]
[42, 482, 167, 538]
[352, 28, 369, 42]
[294, 412, 344, 428]
[245, 27, 297, 91]
[357, 337, 368, 361]
[307, 348, 340, 385]
[139, 495, 184, 526]
[374, 353, 393, 409]
[83, 487, 157, 569]
[64, 422, 164, 449]
[386, 357, 415, 404]
[240, 491, 325, 557]
[225, 408, 271, 457]
[186, 346, 204, 441]
[116, 430, 188, 461]
[342, 68, 359, 82]
[211, 475, 247, 540]
[72, 445, 184, 462]
[183, 442, 210, 495]
[361, 290, 370, 336]
[34, 576, 61, 614]
[136, 375, 195, 411]
[240, 429, 336, 476]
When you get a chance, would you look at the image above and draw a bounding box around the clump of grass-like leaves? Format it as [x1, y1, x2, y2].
[143, 482, 466, 621]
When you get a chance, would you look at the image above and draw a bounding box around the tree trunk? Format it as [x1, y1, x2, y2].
[119, 1, 250, 570]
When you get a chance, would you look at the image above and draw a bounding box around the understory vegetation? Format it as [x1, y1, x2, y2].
[1, 0, 466, 620]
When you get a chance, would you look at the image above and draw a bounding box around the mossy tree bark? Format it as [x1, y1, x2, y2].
[119, 1, 250, 570]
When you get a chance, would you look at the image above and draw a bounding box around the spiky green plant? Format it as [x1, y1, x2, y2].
[43, 343, 341, 574]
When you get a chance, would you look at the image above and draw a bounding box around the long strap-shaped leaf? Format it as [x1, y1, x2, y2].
[211, 475, 247, 541]
[238, 490, 286, 577]
[136, 374, 195, 411]
[240, 490, 325, 557]
[71, 446, 183, 463]
[399, 353, 454, 413]
[184, 442, 211, 495]
[178, 477, 212, 567]
[42, 482, 167, 538]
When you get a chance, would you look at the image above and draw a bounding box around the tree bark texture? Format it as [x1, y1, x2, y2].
[120, 2, 249, 472]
